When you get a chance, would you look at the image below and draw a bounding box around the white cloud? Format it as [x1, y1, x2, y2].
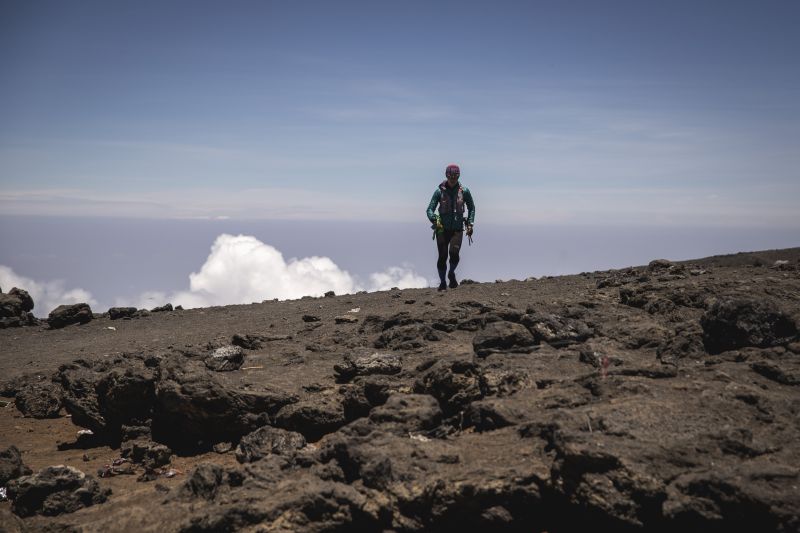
[120, 234, 428, 310]
[0, 265, 98, 317]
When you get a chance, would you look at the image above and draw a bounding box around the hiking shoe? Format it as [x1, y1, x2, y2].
[438, 281, 447, 291]
[448, 273, 458, 289]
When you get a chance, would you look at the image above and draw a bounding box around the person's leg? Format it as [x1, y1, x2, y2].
[436, 231, 452, 290]
[447, 231, 463, 288]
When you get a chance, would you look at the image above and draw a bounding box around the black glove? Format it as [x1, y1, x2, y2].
[466, 225, 473, 237]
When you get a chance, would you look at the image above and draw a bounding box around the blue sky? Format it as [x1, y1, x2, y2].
[1, 0, 798, 226]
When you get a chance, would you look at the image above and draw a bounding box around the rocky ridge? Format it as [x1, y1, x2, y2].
[0, 248, 798, 531]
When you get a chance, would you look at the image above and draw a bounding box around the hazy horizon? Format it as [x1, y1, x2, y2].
[1, 215, 797, 317]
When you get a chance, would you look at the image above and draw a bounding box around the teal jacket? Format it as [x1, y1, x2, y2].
[426, 181, 476, 231]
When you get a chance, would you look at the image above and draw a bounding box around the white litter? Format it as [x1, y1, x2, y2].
[106, 326, 116, 331]
[0, 487, 7, 501]
[348, 308, 361, 313]
[77, 429, 94, 436]
[409, 433, 430, 443]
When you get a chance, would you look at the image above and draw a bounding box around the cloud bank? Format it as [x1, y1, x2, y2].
[124, 234, 428, 310]
[0, 265, 98, 317]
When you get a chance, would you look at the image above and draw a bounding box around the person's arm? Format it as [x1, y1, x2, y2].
[465, 188, 475, 226]
[426, 190, 441, 222]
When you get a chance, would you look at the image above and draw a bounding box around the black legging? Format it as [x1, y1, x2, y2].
[436, 230, 463, 273]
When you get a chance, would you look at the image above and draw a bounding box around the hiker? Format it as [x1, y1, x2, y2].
[426, 163, 475, 290]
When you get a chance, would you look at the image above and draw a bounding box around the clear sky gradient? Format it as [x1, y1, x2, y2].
[2, 0, 798, 226]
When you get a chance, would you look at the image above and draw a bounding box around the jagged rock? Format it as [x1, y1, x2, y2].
[121, 438, 172, 469]
[473, 320, 536, 356]
[8, 288, 34, 312]
[108, 307, 137, 320]
[47, 303, 93, 329]
[657, 323, 705, 364]
[175, 463, 242, 502]
[154, 358, 296, 449]
[701, 298, 797, 354]
[56, 355, 157, 440]
[324, 291, 335, 298]
[302, 314, 321, 322]
[1, 373, 44, 397]
[235, 426, 307, 463]
[0, 445, 32, 485]
[232, 333, 265, 350]
[204, 345, 245, 371]
[462, 398, 524, 431]
[520, 312, 592, 347]
[648, 258, 676, 271]
[414, 358, 483, 416]
[619, 286, 677, 315]
[333, 352, 402, 382]
[0, 288, 37, 328]
[150, 303, 173, 312]
[14, 380, 63, 418]
[274, 399, 346, 441]
[368, 393, 442, 432]
[334, 314, 358, 324]
[7, 465, 109, 517]
[175, 461, 382, 531]
[375, 324, 440, 350]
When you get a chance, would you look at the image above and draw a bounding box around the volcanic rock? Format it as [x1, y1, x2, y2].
[0, 445, 32, 485]
[414, 358, 483, 416]
[153, 357, 296, 449]
[521, 311, 593, 347]
[7, 465, 109, 517]
[47, 303, 93, 329]
[368, 393, 443, 432]
[56, 355, 157, 441]
[108, 307, 137, 320]
[473, 320, 536, 356]
[274, 398, 346, 441]
[7, 288, 33, 312]
[204, 345, 245, 371]
[701, 298, 797, 354]
[235, 426, 307, 463]
[333, 352, 402, 382]
[231, 333, 265, 349]
[0, 287, 37, 328]
[14, 379, 63, 418]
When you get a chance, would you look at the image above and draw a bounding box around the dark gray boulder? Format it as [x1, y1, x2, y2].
[47, 303, 93, 329]
[120, 439, 172, 469]
[8, 288, 33, 312]
[473, 321, 536, 356]
[414, 358, 484, 416]
[204, 345, 245, 372]
[334, 352, 402, 382]
[701, 298, 797, 354]
[0, 288, 37, 328]
[274, 399, 346, 442]
[235, 426, 307, 463]
[108, 307, 137, 320]
[14, 380, 63, 418]
[368, 393, 442, 432]
[0, 445, 32, 485]
[150, 303, 173, 312]
[56, 355, 157, 441]
[153, 358, 296, 449]
[7, 465, 110, 517]
[232, 333, 266, 350]
[521, 311, 593, 347]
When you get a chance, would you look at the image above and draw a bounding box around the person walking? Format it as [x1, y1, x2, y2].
[426, 164, 475, 290]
